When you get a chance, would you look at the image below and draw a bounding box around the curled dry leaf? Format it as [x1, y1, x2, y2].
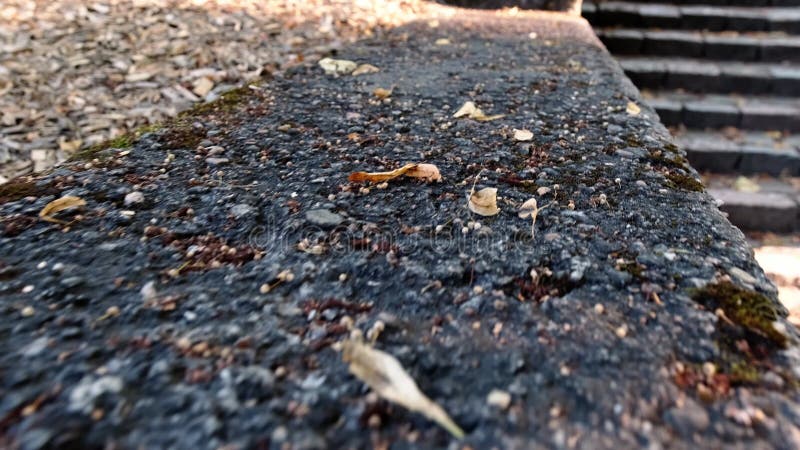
[373, 88, 392, 99]
[468, 187, 500, 216]
[39, 196, 86, 224]
[453, 101, 504, 122]
[518, 197, 553, 239]
[518, 197, 538, 219]
[318, 57, 358, 75]
[405, 163, 442, 182]
[341, 338, 465, 439]
[349, 163, 441, 183]
[626, 101, 641, 116]
[352, 63, 380, 76]
[513, 129, 533, 141]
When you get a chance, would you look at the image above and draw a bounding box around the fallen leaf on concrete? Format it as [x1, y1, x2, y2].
[341, 338, 464, 439]
[513, 129, 533, 141]
[468, 187, 500, 216]
[453, 101, 505, 122]
[352, 63, 380, 76]
[519, 197, 548, 239]
[435, 38, 451, 45]
[349, 163, 441, 183]
[405, 163, 442, 182]
[453, 101, 478, 118]
[319, 57, 358, 75]
[373, 87, 392, 99]
[733, 176, 760, 193]
[626, 101, 641, 116]
[39, 196, 86, 223]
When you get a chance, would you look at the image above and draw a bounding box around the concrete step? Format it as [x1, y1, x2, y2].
[584, 2, 800, 33]
[675, 129, 800, 176]
[599, 29, 800, 62]
[642, 91, 800, 131]
[704, 174, 800, 231]
[618, 57, 800, 95]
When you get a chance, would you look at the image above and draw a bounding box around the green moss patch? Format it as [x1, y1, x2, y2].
[665, 172, 705, 192]
[0, 179, 57, 204]
[68, 81, 268, 161]
[692, 281, 787, 348]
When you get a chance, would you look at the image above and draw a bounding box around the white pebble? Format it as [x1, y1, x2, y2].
[124, 191, 145, 206]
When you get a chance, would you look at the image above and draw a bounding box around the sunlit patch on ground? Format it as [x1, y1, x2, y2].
[751, 234, 800, 326]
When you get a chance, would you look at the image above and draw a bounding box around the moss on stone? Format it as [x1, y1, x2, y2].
[0, 180, 39, 203]
[649, 149, 690, 171]
[69, 123, 163, 162]
[665, 172, 705, 192]
[691, 281, 787, 348]
[728, 360, 761, 385]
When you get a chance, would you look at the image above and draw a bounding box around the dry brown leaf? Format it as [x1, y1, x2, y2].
[352, 63, 380, 76]
[373, 88, 392, 99]
[341, 338, 464, 439]
[468, 187, 500, 216]
[349, 163, 442, 183]
[405, 163, 442, 182]
[39, 196, 86, 223]
[626, 101, 641, 116]
[453, 101, 504, 122]
[319, 57, 358, 75]
[513, 129, 533, 141]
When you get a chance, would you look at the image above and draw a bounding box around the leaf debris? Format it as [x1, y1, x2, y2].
[513, 129, 533, 141]
[518, 197, 554, 239]
[349, 163, 442, 184]
[318, 57, 358, 75]
[39, 196, 86, 224]
[453, 101, 505, 122]
[341, 337, 465, 439]
[468, 187, 500, 216]
[352, 63, 380, 76]
[626, 101, 641, 116]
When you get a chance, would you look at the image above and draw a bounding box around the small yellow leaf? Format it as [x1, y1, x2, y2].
[453, 101, 478, 118]
[626, 101, 641, 116]
[349, 163, 442, 184]
[453, 101, 504, 122]
[352, 63, 380, 76]
[342, 338, 465, 439]
[349, 163, 417, 183]
[468, 187, 500, 216]
[435, 38, 451, 45]
[373, 88, 392, 99]
[39, 196, 86, 223]
[474, 114, 505, 122]
[513, 129, 533, 141]
[319, 57, 358, 75]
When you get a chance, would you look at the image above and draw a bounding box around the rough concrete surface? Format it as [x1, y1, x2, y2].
[1, 9, 799, 450]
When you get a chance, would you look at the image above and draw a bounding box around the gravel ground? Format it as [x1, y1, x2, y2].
[0, 0, 436, 182]
[2, 8, 800, 450]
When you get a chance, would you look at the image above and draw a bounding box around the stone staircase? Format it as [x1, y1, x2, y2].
[584, 0, 800, 232]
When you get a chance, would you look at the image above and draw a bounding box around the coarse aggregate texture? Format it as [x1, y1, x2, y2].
[2, 9, 800, 450]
